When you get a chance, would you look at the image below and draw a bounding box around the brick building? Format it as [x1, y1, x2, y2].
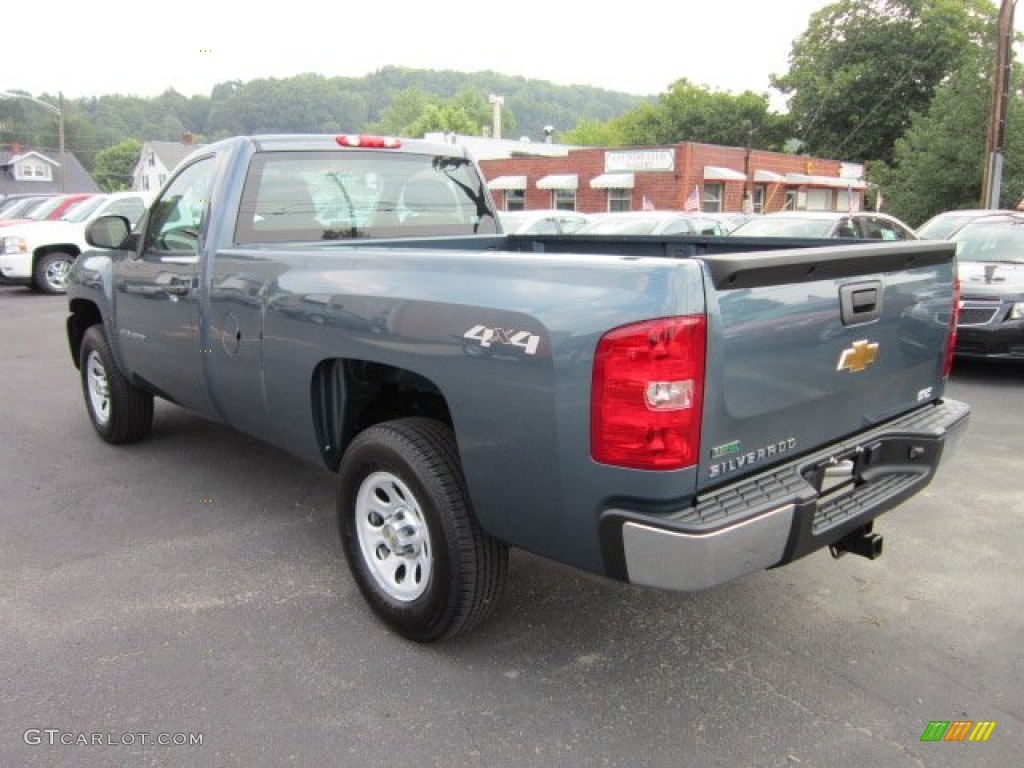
[479, 142, 866, 215]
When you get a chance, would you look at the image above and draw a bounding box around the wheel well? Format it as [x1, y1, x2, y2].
[311, 358, 453, 471]
[34, 244, 80, 270]
[67, 299, 103, 369]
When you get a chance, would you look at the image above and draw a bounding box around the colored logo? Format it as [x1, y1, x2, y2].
[837, 339, 879, 373]
[920, 720, 996, 742]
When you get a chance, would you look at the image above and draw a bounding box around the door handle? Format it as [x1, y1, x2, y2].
[839, 280, 883, 325]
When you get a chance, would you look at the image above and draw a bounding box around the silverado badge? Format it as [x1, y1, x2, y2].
[837, 340, 879, 373]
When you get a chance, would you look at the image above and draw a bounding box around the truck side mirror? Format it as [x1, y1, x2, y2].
[85, 215, 132, 250]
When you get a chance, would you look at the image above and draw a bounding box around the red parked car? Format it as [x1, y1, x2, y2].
[0, 193, 97, 228]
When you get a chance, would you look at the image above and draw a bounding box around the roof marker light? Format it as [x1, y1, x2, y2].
[335, 134, 402, 149]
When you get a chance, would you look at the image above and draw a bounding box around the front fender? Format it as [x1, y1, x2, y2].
[66, 251, 119, 370]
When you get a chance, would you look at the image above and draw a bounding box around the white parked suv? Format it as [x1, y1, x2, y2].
[0, 191, 151, 294]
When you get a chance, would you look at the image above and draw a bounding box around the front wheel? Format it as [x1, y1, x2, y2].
[79, 325, 154, 444]
[33, 251, 75, 294]
[338, 418, 508, 642]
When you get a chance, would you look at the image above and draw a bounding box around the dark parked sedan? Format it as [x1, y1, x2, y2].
[950, 213, 1024, 360]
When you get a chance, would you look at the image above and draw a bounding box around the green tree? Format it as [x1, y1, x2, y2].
[7, 69, 645, 164]
[874, 49, 1024, 226]
[204, 75, 367, 137]
[560, 118, 629, 147]
[404, 103, 477, 137]
[772, 0, 995, 165]
[92, 139, 142, 192]
[369, 86, 512, 138]
[369, 87, 431, 135]
[614, 79, 791, 150]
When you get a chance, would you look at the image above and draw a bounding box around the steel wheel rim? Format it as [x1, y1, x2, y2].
[45, 258, 70, 291]
[86, 350, 110, 426]
[354, 471, 432, 602]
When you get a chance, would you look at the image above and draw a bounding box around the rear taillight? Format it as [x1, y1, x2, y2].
[591, 316, 706, 470]
[943, 278, 959, 378]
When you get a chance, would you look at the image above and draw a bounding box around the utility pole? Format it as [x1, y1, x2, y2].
[488, 94, 504, 141]
[982, 0, 1016, 208]
[58, 91, 66, 192]
[742, 119, 755, 214]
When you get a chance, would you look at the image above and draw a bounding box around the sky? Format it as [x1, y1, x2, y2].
[6, 0, 839, 103]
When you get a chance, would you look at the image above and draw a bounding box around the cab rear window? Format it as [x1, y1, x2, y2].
[235, 151, 498, 244]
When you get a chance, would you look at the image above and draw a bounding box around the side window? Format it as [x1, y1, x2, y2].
[104, 196, 148, 229]
[144, 157, 216, 255]
[836, 217, 858, 238]
[886, 220, 914, 240]
[857, 217, 882, 239]
[861, 216, 903, 241]
[661, 218, 691, 235]
[558, 216, 587, 234]
[529, 218, 559, 235]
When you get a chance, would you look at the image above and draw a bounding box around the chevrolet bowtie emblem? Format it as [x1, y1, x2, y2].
[837, 340, 879, 372]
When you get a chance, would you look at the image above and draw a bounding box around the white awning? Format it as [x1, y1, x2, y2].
[536, 174, 578, 190]
[589, 172, 635, 189]
[754, 170, 785, 183]
[703, 165, 747, 181]
[785, 173, 867, 190]
[487, 175, 527, 191]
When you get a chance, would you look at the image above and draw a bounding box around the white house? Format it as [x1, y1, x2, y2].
[7, 150, 58, 182]
[132, 138, 204, 193]
[0, 145, 99, 197]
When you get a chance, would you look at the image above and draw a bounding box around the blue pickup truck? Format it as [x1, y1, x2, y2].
[67, 134, 969, 641]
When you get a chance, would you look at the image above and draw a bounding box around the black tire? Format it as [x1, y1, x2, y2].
[33, 251, 75, 294]
[338, 418, 508, 642]
[79, 325, 154, 444]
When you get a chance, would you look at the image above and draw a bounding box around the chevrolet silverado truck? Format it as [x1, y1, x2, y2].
[66, 134, 969, 642]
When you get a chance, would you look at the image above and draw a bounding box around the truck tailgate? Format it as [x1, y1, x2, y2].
[696, 241, 957, 493]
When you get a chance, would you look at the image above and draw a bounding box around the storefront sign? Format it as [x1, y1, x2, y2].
[605, 149, 675, 173]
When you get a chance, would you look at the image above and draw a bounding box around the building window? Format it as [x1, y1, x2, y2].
[752, 185, 765, 214]
[784, 190, 798, 210]
[607, 188, 630, 212]
[142, 176, 150, 191]
[702, 183, 723, 212]
[158, 174, 167, 187]
[806, 188, 832, 211]
[15, 162, 51, 181]
[552, 189, 576, 211]
[504, 189, 525, 211]
[148, 152, 156, 167]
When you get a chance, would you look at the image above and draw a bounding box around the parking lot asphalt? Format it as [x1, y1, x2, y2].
[1, 284, 1021, 768]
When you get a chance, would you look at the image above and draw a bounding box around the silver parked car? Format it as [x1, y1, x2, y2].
[498, 209, 592, 235]
[729, 211, 918, 240]
[916, 209, 1010, 240]
[575, 211, 726, 236]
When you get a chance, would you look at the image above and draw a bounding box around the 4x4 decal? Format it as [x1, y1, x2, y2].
[463, 324, 540, 356]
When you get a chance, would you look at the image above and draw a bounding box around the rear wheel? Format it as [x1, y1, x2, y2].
[33, 251, 75, 294]
[338, 418, 508, 642]
[79, 325, 154, 444]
